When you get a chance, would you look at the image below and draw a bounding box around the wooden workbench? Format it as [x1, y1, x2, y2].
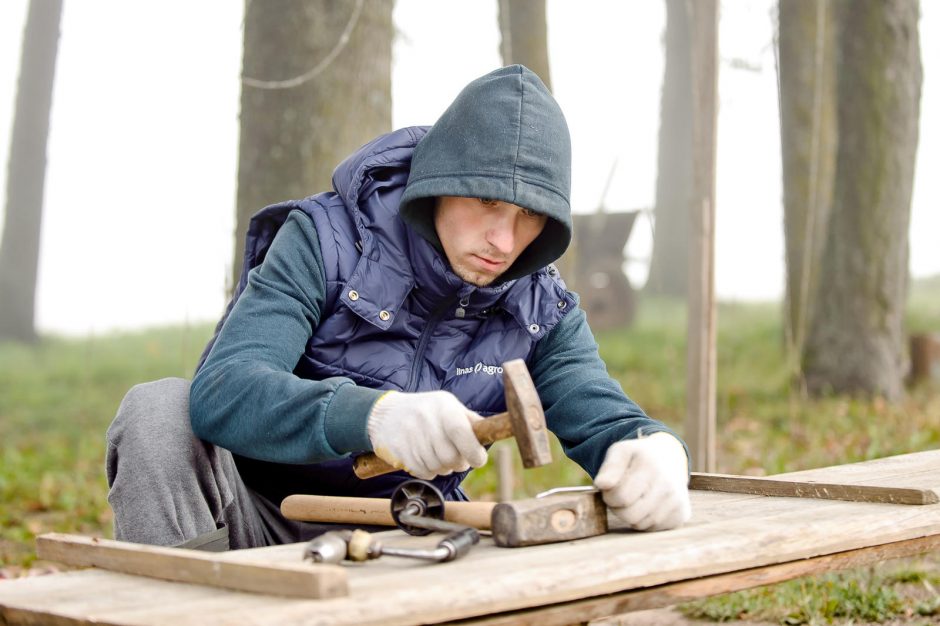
[2, 450, 940, 625]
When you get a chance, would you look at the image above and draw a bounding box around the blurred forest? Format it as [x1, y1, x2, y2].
[1, 0, 939, 622]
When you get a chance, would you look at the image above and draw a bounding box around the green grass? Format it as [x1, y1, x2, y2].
[2, 278, 940, 623]
[0, 325, 211, 568]
[683, 562, 940, 624]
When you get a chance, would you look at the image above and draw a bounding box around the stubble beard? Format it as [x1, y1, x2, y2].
[450, 255, 501, 288]
[452, 263, 497, 287]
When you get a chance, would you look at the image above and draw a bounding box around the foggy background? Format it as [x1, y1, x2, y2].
[0, 0, 936, 336]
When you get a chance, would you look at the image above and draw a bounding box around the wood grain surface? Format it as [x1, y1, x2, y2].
[2, 450, 940, 626]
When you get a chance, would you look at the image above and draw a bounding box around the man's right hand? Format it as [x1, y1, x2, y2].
[366, 390, 488, 480]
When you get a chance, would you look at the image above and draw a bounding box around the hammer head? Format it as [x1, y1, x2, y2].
[492, 490, 608, 547]
[502, 359, 552, 468]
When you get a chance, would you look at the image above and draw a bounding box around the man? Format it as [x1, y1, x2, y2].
[106, 65, 691, 551]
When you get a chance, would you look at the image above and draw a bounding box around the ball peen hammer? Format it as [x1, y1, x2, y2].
[352, 359, 552, 479]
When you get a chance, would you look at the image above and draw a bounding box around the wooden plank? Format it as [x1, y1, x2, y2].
[689, 472, 940, 504]
[684, 0, 719, 473]
[458, 533, 940, 626]
[0, 569, 271, 626]
[191, 495, 940, 625]
[2, 498, 938, 626]
[34, 533, 348, 599]
[2, 452, 939, 626]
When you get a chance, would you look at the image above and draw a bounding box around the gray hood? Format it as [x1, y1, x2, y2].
[399, 65, 572, 282]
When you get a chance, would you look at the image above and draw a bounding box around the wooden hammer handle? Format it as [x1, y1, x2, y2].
[281, 494, 495, 530]
[471, 411, 511, 444]
[352, 412, 511, 479]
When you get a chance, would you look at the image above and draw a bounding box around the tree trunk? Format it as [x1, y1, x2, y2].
[233, 0, 393, 289]
[778, 0, 837, 378]
[497, 0, 552, 90]
[803, 0, 922, 401]
[498, 0, 567, 278]
[0, 0, 63, 343]
[645, 0, 693, 298]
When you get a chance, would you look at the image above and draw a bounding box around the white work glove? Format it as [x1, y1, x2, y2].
[366, 390, 488, 480]
[594, 432, 692, 531]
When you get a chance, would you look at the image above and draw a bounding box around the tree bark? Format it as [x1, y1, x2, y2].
[232, 0, 393, 289]
[497, 0, 552, 90]
[803, 0, 922, 401]
[645, 0, 693, 298]
[498, 0, 568, 279]
[778, 0, 837, 373]
[0, 0, 63, 343]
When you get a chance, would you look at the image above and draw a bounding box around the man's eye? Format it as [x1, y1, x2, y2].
[480, 198, 499, 207]
[522, 208, 540, 218]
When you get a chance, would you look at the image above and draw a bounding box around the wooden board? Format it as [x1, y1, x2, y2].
[462, 533, 940, 626]
[2, 450, 940, 626]
[34, 534, 347, 599]
[689, 472, 940, 504]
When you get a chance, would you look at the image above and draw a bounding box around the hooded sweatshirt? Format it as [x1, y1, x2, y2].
[191, 66, 684, 506]
[400, 65, 572, 281]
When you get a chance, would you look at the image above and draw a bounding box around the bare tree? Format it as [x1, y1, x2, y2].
[646, 0, 693, 298]
[233, 0, 393, 288]
[778, 0, 837, 381]
[497, 0, 552, 90]
[803, 0, 922, 400]
[0, 0, 63, 343]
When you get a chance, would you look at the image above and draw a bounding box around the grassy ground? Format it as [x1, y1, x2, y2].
[1, 279, 939, 622]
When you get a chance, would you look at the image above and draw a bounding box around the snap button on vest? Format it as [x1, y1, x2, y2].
[348, 290, 360, 301]
[528, 323, 540, 333]
[379, 310, 391, 321]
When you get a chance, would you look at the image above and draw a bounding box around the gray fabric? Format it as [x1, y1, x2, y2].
[175, 526, 230, 552]
[105, 378, 323, 549]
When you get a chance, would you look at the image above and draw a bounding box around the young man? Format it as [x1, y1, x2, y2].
[106, 65, 691, 551]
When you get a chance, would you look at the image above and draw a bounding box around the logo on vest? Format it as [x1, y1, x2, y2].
[455, 362, 504, 377]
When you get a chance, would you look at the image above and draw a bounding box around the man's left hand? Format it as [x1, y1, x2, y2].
[593, 432, 691, 531]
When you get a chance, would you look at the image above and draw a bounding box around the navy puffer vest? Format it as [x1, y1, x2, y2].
[201, 127, 576, 501]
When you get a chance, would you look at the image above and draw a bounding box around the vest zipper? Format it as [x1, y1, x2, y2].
[406, 295, 459, 392]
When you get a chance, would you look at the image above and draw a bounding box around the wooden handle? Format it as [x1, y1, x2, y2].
[472, 411, 511, 444]
[353, 412, 512, 479]
[281, 494, 495, 530]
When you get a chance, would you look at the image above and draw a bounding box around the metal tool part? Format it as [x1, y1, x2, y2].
[492, 489, 608, 547]
[304, 530, 353, 564]
[536, 485, 597, 498]
[302, 480, 480, 565]
[388, 480, 480, 562]
[390, 479, 447, 536]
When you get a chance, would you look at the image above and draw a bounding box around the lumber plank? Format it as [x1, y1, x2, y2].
[459, 533, 940, 626]
[0, 569, 261, 626]
[34, 533, 348, 599]
[1, 451, 939, 626]
[689, 472, 940, 504]
[190, 496, 940, 625]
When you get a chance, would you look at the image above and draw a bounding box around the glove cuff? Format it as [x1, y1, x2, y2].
[366, 390, 401, 444]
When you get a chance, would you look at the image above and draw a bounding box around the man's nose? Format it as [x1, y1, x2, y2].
[486, 217, 516, 255]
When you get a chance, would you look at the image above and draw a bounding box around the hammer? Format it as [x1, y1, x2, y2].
[282, 488, 608, 548]
[352, 359, 552, 479]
